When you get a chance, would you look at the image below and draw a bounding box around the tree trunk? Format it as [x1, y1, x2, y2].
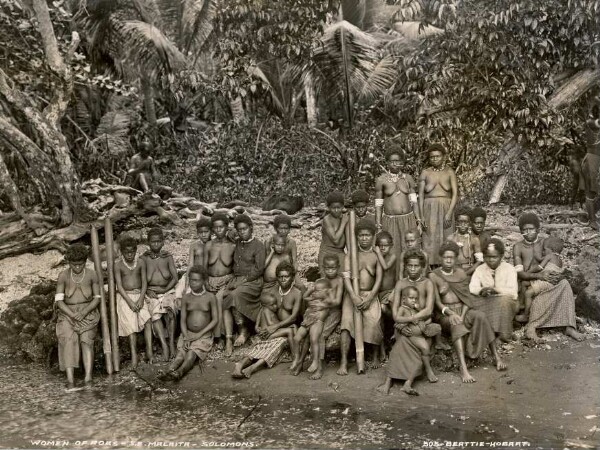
[229, 96, 246, 123]
[141, 77, 157, 125]
[305, 72, 317, 127]
[489, 69, 600, 204]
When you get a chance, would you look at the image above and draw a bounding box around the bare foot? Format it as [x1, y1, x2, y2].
[225, 339, 233, 357]
[525, 327, 544, 344]
[376, 383, 391, 395]
[215, 339, 225, 351]
[565, 326, 585, 342]
[231, 365, 244, 379]
[307, 360, 318, 373]
[84, 379, 94, 387]
[371, 357, 381, 369]
[169, 345, 176, 359]
[241, 367, 253, 379]
[292, 363, 303, 376]
[289, 360, 300, 372]
[234, 333, 248, 347]
[309, 368, 323, 380]
[495, 357, 507, 371]
[426, 370, 438, 383]
[131, 355, 139, 370]
[435, 341, 451, 351]
[515, 314, 529, 323]
[336, 364, 348, 376]
[460, 367, 476, 383]
[401, 386, 419, 396]
[157, 370, 169, 381]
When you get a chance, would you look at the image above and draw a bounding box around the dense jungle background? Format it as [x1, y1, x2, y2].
[0, 0, 599, 225]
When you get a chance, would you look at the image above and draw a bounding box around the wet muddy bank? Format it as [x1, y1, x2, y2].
[1, 335, 599, 449]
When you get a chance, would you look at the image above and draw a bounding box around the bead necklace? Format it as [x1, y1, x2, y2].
[408, 275, 423, 283]
[122, 255, 138, 271]
[441, 268, 454, 276]
[431, 165, 446, 172]
[278, 284, 294, 297]
[71, 268, 86, 284]
[359, 246, 373, 252]
[190, 287, 206, 296]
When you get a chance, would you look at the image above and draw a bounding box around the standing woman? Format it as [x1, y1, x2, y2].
[419, 144, 458, 265]
[224, 215, 266, 347]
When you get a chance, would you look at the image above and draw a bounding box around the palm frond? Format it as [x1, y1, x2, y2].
[109, 18, 187, 80]
[355, 55, 398, 104]
[181, 0, 216, 53]
[92, 109, 132, 156]
[250, 59, 303, 118]
[340, 0, 394, 30]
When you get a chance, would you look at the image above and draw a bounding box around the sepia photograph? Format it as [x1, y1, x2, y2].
[0, 0, 599, 449]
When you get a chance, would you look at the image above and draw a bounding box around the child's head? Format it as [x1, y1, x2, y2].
[313, 278, 332, 299]
[147, 227, 165, 253]
[273, 215, 292, 238]
[326, 191, 345, 218]
[439, 241, 461, 271]
[401, 286, 419, 310]
[188, 265, 207, 292]
[355, 218, 376, 250]
[470, 207, 487, 235]
[543, 236, 564, 255]
[233, 214, 253, 241]
[375, 231, 393, 256]
[119, 235, 138, 262]
[260, 292, 278, 313]
[404, 229, 419, 249]
[322, 254, 341, 279]
[351, 189, 369, 218]
[65, 243, 89, 273]
[211, 212, 230, 239]
[403, 249, 426, 279]
[276, 262, 295, 289]
[455, 206, 472, 234]
[272, 234, 287, 254]
[196, 217, 212, 243]
[139, 140, 153, 157]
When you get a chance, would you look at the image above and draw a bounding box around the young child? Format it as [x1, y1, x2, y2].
[398, 230, 429, 279]
[516, 236, 565, 323]
[264, 234, 293, 286]
[143, 227, 178, 360]
[232, 292, 295, 379]
[318, 191, 348, 276]
[374, 231, 397, 317]
[292, 255, 344, 379]
[265, 215, 298, 271]
[158, 266, 217, 381]
[291, 278, 334, 380]
[54, 244, 100, 387]
[115, 236, 153, 368]
[448, 206, 483, 275]
[393, 286, 440, 383]
[175, 217, 212, 300]
[351, 189, 373, 221]
[204, 212, 236, 356]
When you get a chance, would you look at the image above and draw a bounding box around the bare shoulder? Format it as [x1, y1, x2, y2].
[57, 269, 69, 282]
[418, 168, 430, 179]
[86, 268, 99, 282]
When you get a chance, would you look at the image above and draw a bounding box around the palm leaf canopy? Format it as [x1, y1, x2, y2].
[313, 20, 397, 106]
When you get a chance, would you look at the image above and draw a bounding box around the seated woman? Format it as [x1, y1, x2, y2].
[223, 215, 266, 347]
[429, 242, 507, 383]
[469, 238, 519, 343]
[513, 212, 584, 343]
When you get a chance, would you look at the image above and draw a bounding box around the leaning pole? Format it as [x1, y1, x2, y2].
[90, 225, 113, 374]
[104, 217, 120, 372]
[348, 210, 365, 373]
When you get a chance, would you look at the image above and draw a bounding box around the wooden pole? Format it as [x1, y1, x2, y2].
[104, 217, 120, 372]
[90, 225, 113, 374]
[348, 210, 365, 374]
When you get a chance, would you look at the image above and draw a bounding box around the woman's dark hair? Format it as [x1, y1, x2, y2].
[439, 240, 461, 257]
[403, 248, 426, 267]
[517, 212, 540, 230]
[233, 214, 253, 227]
[483, 238, 505, 255]
[276, 261, 296, 277]
[66, 243, 89, 262]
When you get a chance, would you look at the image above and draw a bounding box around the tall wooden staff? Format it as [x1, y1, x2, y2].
[90, 225, 113, 374]
[105, 217, 120, 372]
[348, 210, 365, 373]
